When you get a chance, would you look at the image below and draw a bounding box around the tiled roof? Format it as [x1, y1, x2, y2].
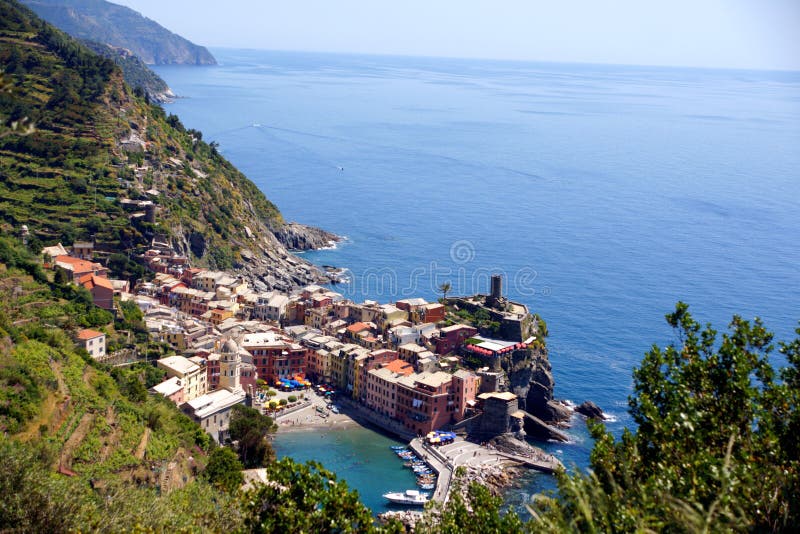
[77, 329, 104, 340]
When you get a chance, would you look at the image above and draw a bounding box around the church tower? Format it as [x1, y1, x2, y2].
[219, 338, 242, 392]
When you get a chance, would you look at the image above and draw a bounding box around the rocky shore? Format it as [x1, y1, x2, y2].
[273, 222, 342, 251]
[383, 461, 524, 532]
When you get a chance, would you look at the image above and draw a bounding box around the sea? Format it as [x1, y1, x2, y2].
[153, 49, 800, 514]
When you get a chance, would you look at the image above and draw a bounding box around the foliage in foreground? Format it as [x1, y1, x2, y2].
[229, 404, 278, 468]
[0, 436, 242, 533]
[241, 458, 402, 534]
[531, 303, 800, 532]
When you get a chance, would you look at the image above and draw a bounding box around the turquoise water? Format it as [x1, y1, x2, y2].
[271, 426, 418, 515]
[154, 50, 800, 509]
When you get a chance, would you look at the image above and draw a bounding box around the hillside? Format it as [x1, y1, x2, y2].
[81, 39, 175, 103]
[0, 0, 337, 291]
[21, 0, 216, 65]
[0, 236, 245, 531]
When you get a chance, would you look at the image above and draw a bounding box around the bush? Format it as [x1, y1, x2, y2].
[278, 399, 287, 407]
[287, 395, 297, 403]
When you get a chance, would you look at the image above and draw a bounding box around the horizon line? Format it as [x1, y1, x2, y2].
[192, 45, 800, 75]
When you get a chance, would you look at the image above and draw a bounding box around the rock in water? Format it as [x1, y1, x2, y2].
[273, 222, 341, 251]
[522, 412, 570, 442]
[575, 401, 605, 420]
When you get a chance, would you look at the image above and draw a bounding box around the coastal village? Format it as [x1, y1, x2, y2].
[42, 237, 565, 513]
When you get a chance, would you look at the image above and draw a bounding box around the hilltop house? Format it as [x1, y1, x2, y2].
[76, 329, 106, 359]
[80, 273, 115, 310]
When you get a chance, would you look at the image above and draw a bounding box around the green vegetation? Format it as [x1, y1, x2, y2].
[1, 0, 284, 274]
[228, 403, 277, 468]
[241, 458, 401, 534]
[438, 281, 451, 302]
[535, 304, 799, 531]
[204, 446, 244, 494]
[451, 306, 501, 337]
[21, 0, 216, 65]
[418, 474, 525, 533]
[1, 3, 797, 532]
[80, 39, 172, 102]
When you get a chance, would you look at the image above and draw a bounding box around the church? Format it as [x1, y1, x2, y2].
[182, 338, 248, 443]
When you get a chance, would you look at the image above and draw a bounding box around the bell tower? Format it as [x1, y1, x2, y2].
[219, 338, 241, 392]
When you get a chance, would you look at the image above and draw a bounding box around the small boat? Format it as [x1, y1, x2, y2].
[383, 489, 430, 506]
[390, 445, 408, 451]
[419, 483, 435, 490]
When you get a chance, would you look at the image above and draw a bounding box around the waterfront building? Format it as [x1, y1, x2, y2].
[396, 370, 480, 435]
[365, 359, 415, 418]
[241, 331, 309, 385]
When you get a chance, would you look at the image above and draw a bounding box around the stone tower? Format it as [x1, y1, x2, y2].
[487, 274, 504, 308]
[219, 338, 242, 392]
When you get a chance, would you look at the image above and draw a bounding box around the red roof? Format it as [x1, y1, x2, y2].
[385, 359, 414, 376]
[77, 329, 104, 340]
[79, 274, 114, 290]
[55, 255, 96, 273]
[346, 322, 370, 334]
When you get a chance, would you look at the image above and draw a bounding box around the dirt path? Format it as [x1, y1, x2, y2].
[134, 428, 151, 460]
[59, 412, 94, 469]
[99, 405, 121, 462]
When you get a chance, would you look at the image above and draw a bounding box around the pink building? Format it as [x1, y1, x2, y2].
[396, 370, 480, 435]
[365, 359, 414, 419]
[79, 274, 115, 310]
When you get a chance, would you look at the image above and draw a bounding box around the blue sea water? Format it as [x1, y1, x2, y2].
[154, 50, 800, 509]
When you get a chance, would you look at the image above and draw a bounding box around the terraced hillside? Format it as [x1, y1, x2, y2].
[0, 236, 244, 530]
[0, 0, 335, 290]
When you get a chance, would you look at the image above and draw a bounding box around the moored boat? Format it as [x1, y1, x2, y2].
[383, 489, 430, 506]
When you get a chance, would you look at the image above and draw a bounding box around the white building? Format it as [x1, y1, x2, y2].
[77, 329, 106, 359]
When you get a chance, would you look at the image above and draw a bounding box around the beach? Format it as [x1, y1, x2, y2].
[273, 390, 361, 433]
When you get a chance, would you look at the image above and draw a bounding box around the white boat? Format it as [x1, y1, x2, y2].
[383, 489, 429, 506]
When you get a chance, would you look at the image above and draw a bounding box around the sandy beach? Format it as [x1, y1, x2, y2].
[272, 391, 362, 433]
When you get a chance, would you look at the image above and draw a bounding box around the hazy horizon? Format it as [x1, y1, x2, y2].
[113, 0, 799, 72]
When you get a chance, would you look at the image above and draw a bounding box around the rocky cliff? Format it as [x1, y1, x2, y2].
[498, 346, 572, 440]
[0, 3, 337, 291]
[274, 222, 341, 251]
[80, 40, 175, 103]
[22, 0, 217, 65]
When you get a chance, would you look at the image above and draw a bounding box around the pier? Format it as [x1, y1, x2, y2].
[408, 435, 561, 504]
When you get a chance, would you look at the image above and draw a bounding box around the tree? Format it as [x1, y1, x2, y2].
[241, 458, 401, 533]
[204, 447, 244, 494]
[439, 281, 452, 303]
[533, 303, 800, 532]
[228, 405, 276, 468]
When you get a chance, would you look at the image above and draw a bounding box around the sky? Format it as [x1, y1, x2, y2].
[113, 0, 800, 70]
